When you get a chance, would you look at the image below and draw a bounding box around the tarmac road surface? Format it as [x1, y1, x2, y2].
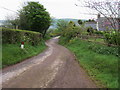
[2, 37, 97, 88]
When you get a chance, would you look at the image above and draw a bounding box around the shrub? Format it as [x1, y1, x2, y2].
[104, 31, 120, 46]
[60, 21, 82, 43]
[86, 27, 94, 35]
[2, 28, 42, 46]
[94, 31, 104, 35]
[49, 29, 61, 37]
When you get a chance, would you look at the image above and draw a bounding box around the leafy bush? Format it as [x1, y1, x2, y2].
[104, 31, 120, 46]
[48, 28, 61, 37]
[56, 20, 69, 31]
[94, 31, 104, 35]
[86, 27, 94, 35]
[2, 28, 42, 46]
[60, 21, 82, 43]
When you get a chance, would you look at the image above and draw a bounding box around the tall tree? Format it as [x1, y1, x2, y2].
[19, 2, 51, 37]
[19, 11, 29, 30]
[3, 14, 19, 29]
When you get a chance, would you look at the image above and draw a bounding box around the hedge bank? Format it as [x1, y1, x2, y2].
[2, 28, 46, 68]
[2, 28, 42, 46]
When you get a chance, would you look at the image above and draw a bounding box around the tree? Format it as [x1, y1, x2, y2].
[19, 2, 51, 37]
[19, 11, 29, 30]
[60, 21, 82, 42]
[78, 19, 83, 25]
[3, 14, 19, 29]
[56, 20, 69, 31]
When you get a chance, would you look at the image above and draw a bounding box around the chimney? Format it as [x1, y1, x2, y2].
[97, 13, 100, 19]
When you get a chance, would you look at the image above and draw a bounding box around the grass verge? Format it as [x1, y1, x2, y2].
[59, 37, 118, 88]
[2, 40, 46, 68]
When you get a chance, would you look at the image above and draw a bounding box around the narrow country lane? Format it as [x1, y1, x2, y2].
[2, 37, 97, 88]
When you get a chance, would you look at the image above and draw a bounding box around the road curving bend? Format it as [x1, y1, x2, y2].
[2, 37, 97, 88]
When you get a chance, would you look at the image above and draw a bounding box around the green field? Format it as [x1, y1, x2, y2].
[59, 37, 118, 88]
[2, 41, 46, 68]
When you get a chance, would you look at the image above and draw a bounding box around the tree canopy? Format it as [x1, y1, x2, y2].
[78, 20, 83, 25]
[19, 2, 51, 37]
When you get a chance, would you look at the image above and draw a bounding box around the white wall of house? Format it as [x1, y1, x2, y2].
[97, 17, 119, 31]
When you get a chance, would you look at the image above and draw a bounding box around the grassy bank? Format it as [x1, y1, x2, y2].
[2, 41, 46, 68]
[59, 37, 118, 88]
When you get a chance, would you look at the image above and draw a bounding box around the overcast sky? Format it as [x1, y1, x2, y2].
[0, 0, 98, 20]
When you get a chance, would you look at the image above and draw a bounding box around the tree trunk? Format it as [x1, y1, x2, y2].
[43, 30, 47, 38]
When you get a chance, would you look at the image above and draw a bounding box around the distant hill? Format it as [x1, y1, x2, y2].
[0, 20, 6, 25]
[0, 20, 5, 22]
[0, 19, 87, 28]
[49, 18, 87, 29]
